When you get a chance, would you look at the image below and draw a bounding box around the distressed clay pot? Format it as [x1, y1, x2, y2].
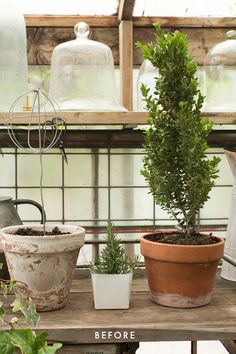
[140, 233, 224, 308]
[91, 272, 133, 309]
[0, 224, 85, 311]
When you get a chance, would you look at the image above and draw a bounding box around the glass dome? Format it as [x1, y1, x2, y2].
[203, 30, 236, 111]
[49, 22, 126, 112]
[0, 0, 28, 111]
[137, 60, 159, 111]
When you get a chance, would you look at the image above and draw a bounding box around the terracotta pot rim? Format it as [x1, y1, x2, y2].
[141, 233, 224, 249]
[140, 233, 224, 263]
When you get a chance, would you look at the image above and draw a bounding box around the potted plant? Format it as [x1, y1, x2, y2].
[0, 89, 85, 312]
[0, 271, 62, 353]
[90, 222, 138, 309]
[136, 24, 224, 308]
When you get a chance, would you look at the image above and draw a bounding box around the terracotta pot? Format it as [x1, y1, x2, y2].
[140, 233, 224, 308]
[0, 224, 85, 311]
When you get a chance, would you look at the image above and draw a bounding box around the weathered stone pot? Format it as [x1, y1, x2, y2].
[141, 233, 224, 308]
[0, 224, 85, 311]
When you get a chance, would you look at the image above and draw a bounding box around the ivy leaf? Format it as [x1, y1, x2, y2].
[38, 343, 63, 354]
[12, 298, 40, 327]
[0, 331, 14, 354]
[9, 328, 35, 354]
[0, 305, 5, 321]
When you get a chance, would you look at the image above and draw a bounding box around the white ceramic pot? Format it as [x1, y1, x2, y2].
[91, 272, 133, 309]
[0, 224, 85, 311]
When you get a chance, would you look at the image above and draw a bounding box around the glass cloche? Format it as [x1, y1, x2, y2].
[137, 60, 159, 111]
[49, 22, 126, 111]
[203, 30, 236, 111]
[0, 0, 28, 111]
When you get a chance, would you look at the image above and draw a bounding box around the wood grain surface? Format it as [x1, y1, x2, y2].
[1, 269, 235, 345]
[1, 111, 236, 125]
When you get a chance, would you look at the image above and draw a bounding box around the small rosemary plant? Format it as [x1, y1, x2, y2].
[91, 222, 139, 274]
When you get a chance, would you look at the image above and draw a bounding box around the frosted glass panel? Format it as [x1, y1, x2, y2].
[65, 188, 108, 220]
[110, 153, 146, 186]
[65, 154, 108, 187]
[0, 189, 16, 200]
[110, 188, 153, 220]
[17, 188, 62, 220]
[19, 0, 118, 15]
[18, 155, 62, 187]
[0, 155, 15, 186]
[200, 187, 232, 219]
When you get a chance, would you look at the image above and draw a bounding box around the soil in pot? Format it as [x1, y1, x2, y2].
[146, 231, 220, 245]
[12, 226, 70, 236]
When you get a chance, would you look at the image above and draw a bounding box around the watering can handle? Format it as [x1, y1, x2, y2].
[13, 199, 46, 225]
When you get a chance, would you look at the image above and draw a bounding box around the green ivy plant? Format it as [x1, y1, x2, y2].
[91, 222, 139, 274]
[136, 24, 220, 238]
[0, 266, 62, 354]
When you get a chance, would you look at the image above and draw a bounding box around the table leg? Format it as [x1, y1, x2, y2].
[191, 341, 197, 354]
[121, 342, 139, 353]
[221, 340, 236, 354]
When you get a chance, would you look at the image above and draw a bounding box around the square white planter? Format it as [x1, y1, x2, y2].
[91, 272, 133, 309]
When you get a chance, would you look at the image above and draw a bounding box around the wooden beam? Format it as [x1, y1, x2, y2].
[119, 21, 133, 110]
[1, 111, 236, 126]
[118, 0, 136, 22]
[133, 16, 236, 28]
[24, 15, 118, 27]
[24, 15, 236, 28]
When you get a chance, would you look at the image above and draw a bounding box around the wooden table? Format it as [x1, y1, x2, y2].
[3, 269, 236, 354]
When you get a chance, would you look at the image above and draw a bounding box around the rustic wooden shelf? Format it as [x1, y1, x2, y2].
[1, 111, 236, 126]
[1, 269, 235, 354]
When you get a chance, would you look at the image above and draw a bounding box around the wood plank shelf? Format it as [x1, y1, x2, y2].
[1, 269, 235, 350]
[1, 111, 236, 126]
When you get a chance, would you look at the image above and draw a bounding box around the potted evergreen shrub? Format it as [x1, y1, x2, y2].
[136, 24, 224, 308]
[90, 222, 138, 309]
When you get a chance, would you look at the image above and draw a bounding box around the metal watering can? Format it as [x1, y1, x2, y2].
[0, 196, 46, 279]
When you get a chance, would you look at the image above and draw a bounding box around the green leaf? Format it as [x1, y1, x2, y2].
[0, 331, 14, 354]
[0, 305, 5, 321]
[38, 343, 63, 354]
[9, 328, 35, 354]
[136, 24, 220, 235]
[12, 298, 40, 327]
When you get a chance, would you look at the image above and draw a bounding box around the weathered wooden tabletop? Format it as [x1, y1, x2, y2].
[28, 268, 236, 346]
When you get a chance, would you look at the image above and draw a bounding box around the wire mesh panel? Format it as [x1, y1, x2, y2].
[0, 146, 230, 263]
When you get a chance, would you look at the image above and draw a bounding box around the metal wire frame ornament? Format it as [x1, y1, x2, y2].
[4, 89, 65, 153]
[4, 89, 66, 233]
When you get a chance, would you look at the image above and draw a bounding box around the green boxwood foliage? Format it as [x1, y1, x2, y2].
[137, 24, 220, 235]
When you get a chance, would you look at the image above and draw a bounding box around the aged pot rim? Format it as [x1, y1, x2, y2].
[140, 232, 225, 263]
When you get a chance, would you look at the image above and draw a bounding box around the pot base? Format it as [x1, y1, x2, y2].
[150, 290, 212, 308]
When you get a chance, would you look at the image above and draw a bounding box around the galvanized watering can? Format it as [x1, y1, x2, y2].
[0, 196, 46, 279]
